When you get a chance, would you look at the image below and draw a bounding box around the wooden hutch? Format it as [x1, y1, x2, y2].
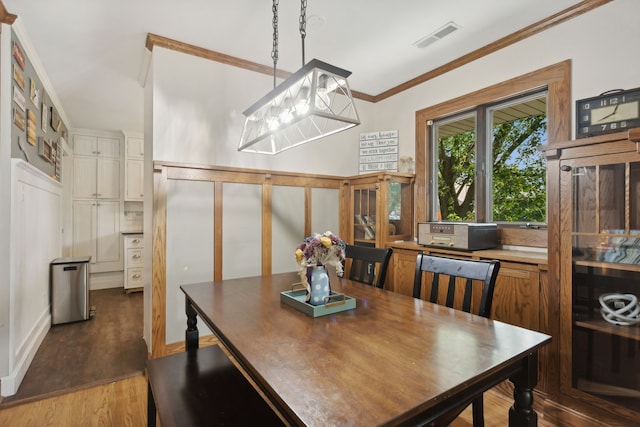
[541, 128, 640, 425]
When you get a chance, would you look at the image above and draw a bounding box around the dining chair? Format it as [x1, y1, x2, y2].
[413, 252, 500, 426]
[344, 244, 392, 289]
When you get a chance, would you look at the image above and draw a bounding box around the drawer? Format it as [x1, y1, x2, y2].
[125, 235, 144, 249]
[126, 268, 143, 287]
[127, 248, 143, 267]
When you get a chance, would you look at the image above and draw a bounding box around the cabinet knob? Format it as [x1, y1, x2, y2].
[132, 274, 141, 279]
[132, 239, 140, 243]
[132, 254, 141, 259]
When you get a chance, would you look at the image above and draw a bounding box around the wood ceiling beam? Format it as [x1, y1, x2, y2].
[142, 0, 610, 104]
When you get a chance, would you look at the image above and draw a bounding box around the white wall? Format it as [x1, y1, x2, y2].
[0, 19, 72, 397]
[0, 23, 14, 388]
[372, 0, 640, 157]
[1, 160, 62, 396]
[151, 48, 375, 176]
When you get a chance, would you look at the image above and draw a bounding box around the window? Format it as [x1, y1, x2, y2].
[414, 61, 571, 246]
[430, 91, 547, 224]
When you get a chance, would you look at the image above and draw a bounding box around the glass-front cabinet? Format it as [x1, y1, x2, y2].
[557, 130, 640, 422]
[348, 172, 414, 248]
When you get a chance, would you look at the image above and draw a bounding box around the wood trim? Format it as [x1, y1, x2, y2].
[214, 181, 223, 281]
[499, 228, 547, 248]
[375, 0, 610, 102]
[262, 177, 272, 276]
[145, 33, 289, 79]
[304, 186, 311, 237]
[145, 1, 607, 104]
[151, 166, 168, 358]
[145, 33, 374, 103]
[163, 335, 219, 357]
[0, 2, 17, 25]
[151, 161, 345, 356]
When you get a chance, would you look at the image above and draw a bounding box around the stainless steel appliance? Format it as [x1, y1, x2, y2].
[417, 222, 497, 250]
[50, 256, 91, 325]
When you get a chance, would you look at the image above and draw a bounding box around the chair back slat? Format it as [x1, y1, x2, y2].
[345, 245, 393, 289]
[413, 252, 500, 318]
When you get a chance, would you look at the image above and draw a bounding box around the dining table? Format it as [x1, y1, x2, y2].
[180, 271, 551, 426]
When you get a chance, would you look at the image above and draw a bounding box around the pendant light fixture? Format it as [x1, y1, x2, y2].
[238, 0, 360, 154]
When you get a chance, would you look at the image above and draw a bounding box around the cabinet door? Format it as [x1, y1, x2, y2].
[491, 263, 540, 330]
[390, 249, 419, 296]
[97, 158, 120, 199]
[127, 137, 144, 159]
[98, 137, 120, 158]
[95, 201, 120, 263]
[125, 159, 144, 201]
[72, 200, 96, 260]
[73, 157, 97, 198]
[73, 135, 98, 156]
[561, 153, 640, 416]
[352, 185, 377, 246]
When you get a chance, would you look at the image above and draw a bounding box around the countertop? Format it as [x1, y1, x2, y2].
[386, 241, 548, 267]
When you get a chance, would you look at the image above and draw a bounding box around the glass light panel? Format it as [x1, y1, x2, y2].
[239, 59, 360, 154]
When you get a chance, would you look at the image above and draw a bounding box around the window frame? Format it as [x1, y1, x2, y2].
[415, 60, 571, 245]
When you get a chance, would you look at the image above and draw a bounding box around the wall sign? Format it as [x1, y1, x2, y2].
[358, 130, 398, 174]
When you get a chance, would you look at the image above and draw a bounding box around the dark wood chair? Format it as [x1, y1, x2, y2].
[413, 252, 500, 426]
[344, 244, 392, 289]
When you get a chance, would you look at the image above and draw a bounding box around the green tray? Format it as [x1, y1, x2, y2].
[280, 289, 356, 317]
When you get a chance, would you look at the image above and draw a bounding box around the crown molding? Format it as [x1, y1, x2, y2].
[140, 0, 610, 104]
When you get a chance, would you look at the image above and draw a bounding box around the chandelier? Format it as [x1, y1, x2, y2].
[238, 0, 360, 154]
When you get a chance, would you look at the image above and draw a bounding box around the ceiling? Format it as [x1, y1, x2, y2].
[4, 0, 586, 134]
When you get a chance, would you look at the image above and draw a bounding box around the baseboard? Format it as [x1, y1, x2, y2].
[89, 271, 124, 290]
[1, 308, 50, 397]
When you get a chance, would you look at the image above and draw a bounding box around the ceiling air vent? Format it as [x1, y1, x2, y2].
[413, 21, 460, 49]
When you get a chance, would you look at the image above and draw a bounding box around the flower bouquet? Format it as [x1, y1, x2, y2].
[294, 231, 346, 304]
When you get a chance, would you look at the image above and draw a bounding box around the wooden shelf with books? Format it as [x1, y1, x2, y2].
[346, 172, 414, 248]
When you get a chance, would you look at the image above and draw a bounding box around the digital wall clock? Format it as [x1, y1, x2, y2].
[576, 87, 640, 138]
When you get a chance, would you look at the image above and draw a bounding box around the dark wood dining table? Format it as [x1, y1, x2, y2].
[181, 272, 551, 426]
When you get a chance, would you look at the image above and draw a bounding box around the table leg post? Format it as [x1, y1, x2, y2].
[509, 351, 538, 427]
[147, 381, 157, 427]
[185, 298, 199, 351]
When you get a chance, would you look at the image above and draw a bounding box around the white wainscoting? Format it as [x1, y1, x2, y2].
[1, 160, 62, 396]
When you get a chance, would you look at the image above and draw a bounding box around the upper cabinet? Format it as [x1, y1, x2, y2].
[346, 172, 414, 248]
[124, 136, 144, 201]
[73, 135, 121, 199]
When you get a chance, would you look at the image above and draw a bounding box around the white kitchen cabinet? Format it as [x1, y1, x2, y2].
[73, 135, 120, 158]
[73, 135, 121, 199]
[73, 156, 120, 199]
[123, 234, 144, 291]
[125, 159, 144, 201]
[72, 200, 121, 271]
[126, 137, 144, 159]
[124, 136, 144, 201]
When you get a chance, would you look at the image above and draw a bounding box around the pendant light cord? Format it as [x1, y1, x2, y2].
[299, 0, 307, 67]
[271, 0, 308, 87]
[271, 0, 279, 88]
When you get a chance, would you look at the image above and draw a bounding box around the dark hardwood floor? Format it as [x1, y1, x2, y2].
[1, 288, 146, 406]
